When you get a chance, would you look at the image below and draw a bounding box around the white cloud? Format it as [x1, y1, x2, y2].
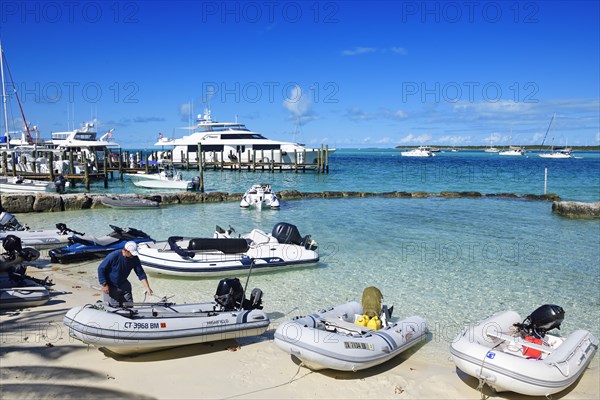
[341, 47, 377, 56]
[347, 107, 408, 121]
[437, 135, 472, 145]
[398, 133, 432, 144]
[283, 85, 317, 127]
[340, 47, 408, 56]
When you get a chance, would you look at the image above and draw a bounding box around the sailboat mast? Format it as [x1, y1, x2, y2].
[0, 40, 10, 148]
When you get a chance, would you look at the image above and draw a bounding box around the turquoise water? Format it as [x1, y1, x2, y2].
[19, 149, 600, 360]
[77, 149, 600, 201]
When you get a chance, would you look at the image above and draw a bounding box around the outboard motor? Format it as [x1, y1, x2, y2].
[271, 222, 317, 250]
[214, 278, 264, 311]
[191, 176, 200, 191]
[514, 304, 565, 338]
[2, 234, 23, 256]
[214, 278, 245, 311]
[54, 175, 67, 194]
[0, 211, 27, 231]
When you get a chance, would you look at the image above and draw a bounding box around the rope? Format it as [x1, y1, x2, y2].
[222, 362, 311, 399]
[476, 342, 502, 399]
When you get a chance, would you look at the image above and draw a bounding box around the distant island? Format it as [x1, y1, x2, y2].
[393, 145, 600, 151]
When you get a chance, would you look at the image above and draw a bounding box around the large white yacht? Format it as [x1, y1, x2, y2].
[154, 110, 333, 167]
[49, 121, 120, 157]
[400, 146, 435, 157]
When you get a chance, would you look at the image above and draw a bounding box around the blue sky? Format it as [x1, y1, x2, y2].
[1, 0, 598, 148]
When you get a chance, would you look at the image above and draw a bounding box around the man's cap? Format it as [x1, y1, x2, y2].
[124, 241, 139, 256]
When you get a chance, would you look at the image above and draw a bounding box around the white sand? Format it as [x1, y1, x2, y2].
[1, 267, 598, 400]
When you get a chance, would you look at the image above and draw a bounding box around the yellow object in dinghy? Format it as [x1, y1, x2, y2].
[355, 314, 370, 326]
[367, 315, 382, 330]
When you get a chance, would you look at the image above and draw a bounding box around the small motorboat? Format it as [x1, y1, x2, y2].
[450, 305, 599, 396]
[48, 225, 154, 264]
[100, 195, 160, 209]
[240, 184, 280, 209]
[0, 211, 81, 248]
[137, 222, 318, 277]
[64, 277, 269, 355]
[1, 235, 52, 309]
[274, 287, 428, 371]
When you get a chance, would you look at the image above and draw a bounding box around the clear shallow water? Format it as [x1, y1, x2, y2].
[76, 149, 600, 201]
[20, 187, 600, 360]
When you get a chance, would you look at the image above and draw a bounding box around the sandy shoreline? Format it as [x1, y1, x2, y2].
[1, 266, 598, 400]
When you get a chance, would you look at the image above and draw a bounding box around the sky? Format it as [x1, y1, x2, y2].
[0, 0, 599, 148]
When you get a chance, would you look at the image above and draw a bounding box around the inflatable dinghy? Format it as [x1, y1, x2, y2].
[450, 305, 598, 396]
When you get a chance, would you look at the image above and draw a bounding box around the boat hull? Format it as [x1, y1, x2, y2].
[274, 301, 428, 371]
[0, 276, 50, 309]
[63, 302, 270, 355]
[450, 310, 598, 396]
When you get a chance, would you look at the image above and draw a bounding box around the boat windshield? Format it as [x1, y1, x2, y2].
[199, 123, 251, 132]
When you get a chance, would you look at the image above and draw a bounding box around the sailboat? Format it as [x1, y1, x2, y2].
[498, 130, 525, 156]
[539, 114, 573, 159]
[0, 40, 52, 192]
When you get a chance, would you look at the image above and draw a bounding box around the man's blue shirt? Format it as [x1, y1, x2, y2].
[98, 249, 147, 287]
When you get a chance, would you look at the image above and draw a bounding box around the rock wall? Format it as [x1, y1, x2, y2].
[552, 201, 600, 218]
[0, 191, 562, 214]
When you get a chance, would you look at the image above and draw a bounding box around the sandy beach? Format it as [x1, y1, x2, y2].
[1, 266, 598, 400]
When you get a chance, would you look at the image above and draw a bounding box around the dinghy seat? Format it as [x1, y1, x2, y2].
[188, 238, 249, 254]
[322, 317, 374, 335]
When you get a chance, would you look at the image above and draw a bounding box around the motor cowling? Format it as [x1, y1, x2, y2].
[214, 278, 263, 311]
[54, 175, 66, 194]
[515, 304, 565, 338]
[191, 176, 201, 191]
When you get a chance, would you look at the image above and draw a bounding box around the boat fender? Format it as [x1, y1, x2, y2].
[367, 315, 382, 330]
[355, 314, 370, 327]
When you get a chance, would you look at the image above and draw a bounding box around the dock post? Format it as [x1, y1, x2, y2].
[103, 156, 108, 188]
[68, 150, 75, 175]
[10, 152, 16, 177]
[544, 166, 548, 194]
[118, 148, 123, 180]
[83, 153, 90, 190]
[325, 144, 329, 173]
[252, 150, 256, 171]
[294, 150, 298, 173]
[49, 152, 55, 181]
[199, 143, 204, 193]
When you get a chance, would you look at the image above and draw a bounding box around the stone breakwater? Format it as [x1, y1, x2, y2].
[552, 201, 600, 218]
[0, 191, 562, 214]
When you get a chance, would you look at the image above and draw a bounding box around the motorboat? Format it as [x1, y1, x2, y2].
[484, 147, 500, 153]
[48, 121, 119, 158]
[100, 195, 160, 209]
[498, 146, 525, 156]
[48, 224, 154, 264]
[0, 235, 52, 309]
[0, 176, 51, 193]
[400, 146, 435, 157]
[274, 288, 428, 371]
[153, 109, 334, 168]
[133, 179, 194, 191]
[240, 184, 280, 209]
[450, 305, 598, 396]
[0, 211, 80, 248]
[137, 222, 318, 277]
[64, 277, 269, 355]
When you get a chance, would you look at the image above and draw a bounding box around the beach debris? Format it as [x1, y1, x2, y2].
[45, 343, 54, 348]
[394, 385, 404, 395]
[107, 374, 115, 380]
[72, 285, 81, 288]
[227, 345, 241, 352]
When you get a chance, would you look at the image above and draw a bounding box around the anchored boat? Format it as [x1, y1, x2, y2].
[64, 277, 269, 355]
[240, 184, 280, 209]
[450, 305, 598, 396]
[274, 287, 428, 371]
[137, 222, 318, 277]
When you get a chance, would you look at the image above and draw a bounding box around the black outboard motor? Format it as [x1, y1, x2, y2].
[54, 175, 67, 194]
[214, 277, 263, 311]
[271, 222, 317, 250]
[514, 304, 565, 338]
[191, 176, 200, 191]
[0, 211, 27, 231]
